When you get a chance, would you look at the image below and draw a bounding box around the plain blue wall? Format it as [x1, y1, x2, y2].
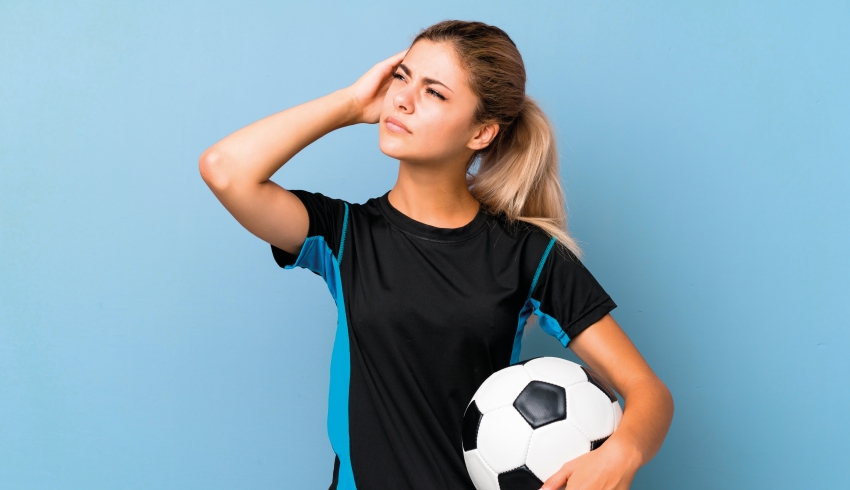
[2, 1, 848, 488]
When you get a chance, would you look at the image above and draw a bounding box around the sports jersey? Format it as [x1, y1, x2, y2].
[270, 189, 616, 490]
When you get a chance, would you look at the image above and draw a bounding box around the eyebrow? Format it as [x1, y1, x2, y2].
[398, 63, 454, 93]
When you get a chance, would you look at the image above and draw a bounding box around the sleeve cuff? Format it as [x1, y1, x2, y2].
[565, 297, 618, 345]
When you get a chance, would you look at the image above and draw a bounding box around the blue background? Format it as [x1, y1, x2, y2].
[2, 1, 848, 488]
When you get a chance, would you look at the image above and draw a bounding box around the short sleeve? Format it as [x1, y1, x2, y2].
[270, 189, 348, 270]
[527, 239, 617, 346]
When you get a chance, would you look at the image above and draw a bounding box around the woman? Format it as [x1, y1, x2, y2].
[200, 20, 673, 490]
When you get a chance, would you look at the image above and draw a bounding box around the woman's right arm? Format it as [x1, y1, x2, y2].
[198, 49, 407, 256]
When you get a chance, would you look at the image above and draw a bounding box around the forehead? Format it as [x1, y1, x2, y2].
[403, 40, 470, 92]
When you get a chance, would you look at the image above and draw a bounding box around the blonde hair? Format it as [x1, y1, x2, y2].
[412, 20, 582, 258]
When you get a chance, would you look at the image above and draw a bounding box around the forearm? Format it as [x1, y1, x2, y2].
[538, 375, 673, 490]
[609, 376, 674, 468]
[201, 88, 359, 188]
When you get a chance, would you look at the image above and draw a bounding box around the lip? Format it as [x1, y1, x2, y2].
[385, 116, 411, 134]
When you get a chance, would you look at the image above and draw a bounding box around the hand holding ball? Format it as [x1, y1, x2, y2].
[461, 357, 623, 490]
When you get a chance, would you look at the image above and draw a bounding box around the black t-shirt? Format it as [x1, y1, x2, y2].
[271, 190, 616, 490]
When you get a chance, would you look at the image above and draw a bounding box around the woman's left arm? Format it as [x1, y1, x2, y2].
[540, 314, 674, 490]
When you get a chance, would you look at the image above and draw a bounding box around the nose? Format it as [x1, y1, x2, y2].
[393, 84, 414, 114]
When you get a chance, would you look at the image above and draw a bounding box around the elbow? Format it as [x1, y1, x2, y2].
[656, 377, 675, 421]
[198, 148, 233, 191]
[627, 374, 675, 420]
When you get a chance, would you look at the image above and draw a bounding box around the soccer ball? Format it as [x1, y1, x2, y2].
[461, 356, 623, 490]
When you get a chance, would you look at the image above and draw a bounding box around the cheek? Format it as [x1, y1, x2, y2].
[378, 103, 473, 159]
[380, 89, 395, 115]
[419, 111, 470, 148]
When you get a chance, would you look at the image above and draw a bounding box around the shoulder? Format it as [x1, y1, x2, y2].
[289, 189, 381, 220]
[483, 209, 565, 254]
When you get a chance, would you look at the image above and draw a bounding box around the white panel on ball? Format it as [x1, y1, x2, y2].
[525, 419, 591, 482]
[472, 365, 531, 413]
[612, 401, 623, 430]
[463, 449, 499, 490]
[476, 406, 534, 473]
[566, 382, 615, 442]
[522, 357, 587, 389]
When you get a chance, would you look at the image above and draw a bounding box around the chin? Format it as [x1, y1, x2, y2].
[378, 131, 449, 163]
[378, 134, 412, 161]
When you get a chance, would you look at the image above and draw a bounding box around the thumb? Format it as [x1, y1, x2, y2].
[385, 48, 408, 67]
[540, 462, 575, 490]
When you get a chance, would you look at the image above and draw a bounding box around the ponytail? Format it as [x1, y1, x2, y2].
[467, 96, 582, 259]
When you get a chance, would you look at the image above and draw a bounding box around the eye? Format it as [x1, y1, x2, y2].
[392, 72, 445, 101]
[426, 88, 446, 100]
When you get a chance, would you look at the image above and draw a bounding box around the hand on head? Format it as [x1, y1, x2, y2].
[346, 49, 409, 124]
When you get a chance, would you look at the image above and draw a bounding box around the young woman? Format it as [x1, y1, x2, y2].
[200, 20, 673, 490]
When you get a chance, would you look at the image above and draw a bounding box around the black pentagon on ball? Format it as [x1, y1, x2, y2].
[590, 435, 610, 451]
[513, 380, 566, 429]
[580, 366, 618, 402]
[461, 400, 483, 451]
[498, 465, 544, 490]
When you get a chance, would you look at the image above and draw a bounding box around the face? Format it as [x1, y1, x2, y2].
[378, 40, 498, 165]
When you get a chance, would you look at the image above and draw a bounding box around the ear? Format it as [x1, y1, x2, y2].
[466, 122, 500, 151]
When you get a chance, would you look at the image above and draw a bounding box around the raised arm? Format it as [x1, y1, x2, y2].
[198, 49, 408, 256]
[541, 314, 675, 490]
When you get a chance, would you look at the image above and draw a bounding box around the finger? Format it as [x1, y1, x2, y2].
[383, 48, 408, 67]
[541, 464, 574, 490]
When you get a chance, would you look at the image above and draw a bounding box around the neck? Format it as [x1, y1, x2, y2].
[388, 159, 481, 229]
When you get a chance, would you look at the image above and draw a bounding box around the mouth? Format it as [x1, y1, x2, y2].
[385, 116, 411, 134]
